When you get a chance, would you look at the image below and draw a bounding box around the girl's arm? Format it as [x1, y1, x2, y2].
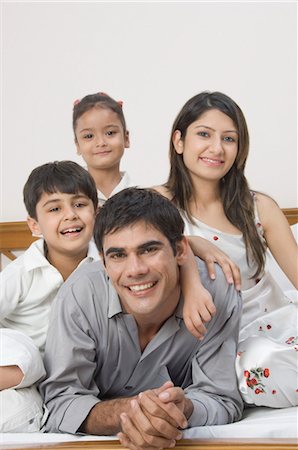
[187, 236, 241, 291]
[180, 241, 216, 340]
[256, 193, 298, 289]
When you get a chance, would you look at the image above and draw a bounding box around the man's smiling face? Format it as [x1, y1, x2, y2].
[102, 220, 187, 324]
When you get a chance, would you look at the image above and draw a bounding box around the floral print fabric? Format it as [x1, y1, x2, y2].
[236, 272, 298, 407]
[182, 210, 298, 408]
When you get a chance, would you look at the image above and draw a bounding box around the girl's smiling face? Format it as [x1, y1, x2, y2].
[75, 106, 130, 172]
[173, 109, 239, 184]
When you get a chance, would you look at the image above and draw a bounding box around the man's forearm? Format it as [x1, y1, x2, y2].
[80, 396, 137, 435]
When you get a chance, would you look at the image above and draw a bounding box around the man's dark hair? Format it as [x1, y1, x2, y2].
[94, 188, 185, 255]
[23, 160, 98, 219]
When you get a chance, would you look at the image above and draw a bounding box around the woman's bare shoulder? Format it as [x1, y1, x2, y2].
[254, 191, 286, 229]
[254, 191, 278, 207]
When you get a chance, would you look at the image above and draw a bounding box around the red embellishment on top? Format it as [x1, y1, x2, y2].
[255, 388, 263, 394]
[272, 390, 277, 394]
[213, 236, 219, 241]
[267, 324, 272, 330]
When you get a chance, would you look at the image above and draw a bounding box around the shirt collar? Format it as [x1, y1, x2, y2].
[107, 279, 123, 318]
[24, 239, 100, 272]
[175, 295, 184, 318]
[84, 240, 100, 262]
[24, 239, 50, 271]
[97, 172, 131, 206]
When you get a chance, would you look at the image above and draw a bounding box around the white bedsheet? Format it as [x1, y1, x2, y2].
[183, 406, 298, 439]
[1, 407, 297, 444]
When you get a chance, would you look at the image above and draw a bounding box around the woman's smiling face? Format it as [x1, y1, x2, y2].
[173, 109, 239, 184]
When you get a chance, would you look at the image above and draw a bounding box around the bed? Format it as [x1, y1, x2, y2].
[0, 209, 297, 450]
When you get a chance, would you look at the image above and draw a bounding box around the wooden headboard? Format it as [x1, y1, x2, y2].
[0, 208, 297, 269]
[0, 221, 39, 267]
[281, 208, 298, 226]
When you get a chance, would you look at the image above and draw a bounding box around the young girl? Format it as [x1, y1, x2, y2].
[156, 91, 298, 408]
[73, 92, 133, 206]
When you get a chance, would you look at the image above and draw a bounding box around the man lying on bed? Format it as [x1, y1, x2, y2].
[40, 188, 243, 450]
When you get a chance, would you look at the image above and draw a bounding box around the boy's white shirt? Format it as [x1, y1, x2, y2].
[97, 171, 135, 206]
[0, 239, 99, 353]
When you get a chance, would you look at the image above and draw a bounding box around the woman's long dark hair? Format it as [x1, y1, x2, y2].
[165, 91, 266, 278]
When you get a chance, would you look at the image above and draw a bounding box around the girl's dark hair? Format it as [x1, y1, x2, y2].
[165, 91, 266, 277]
[72, 92, 126, 140]
[23, 160, 98, 219]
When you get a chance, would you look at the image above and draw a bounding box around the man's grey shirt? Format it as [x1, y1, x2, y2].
[40, 258, 243, 434]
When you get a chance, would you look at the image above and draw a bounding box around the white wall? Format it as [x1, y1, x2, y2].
[1, 1, 297, 221]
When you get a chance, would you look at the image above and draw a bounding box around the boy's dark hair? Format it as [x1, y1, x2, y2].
[73, 92, 127, 140]
[94, 188, 185, 255]
[23, 161, 98, 219]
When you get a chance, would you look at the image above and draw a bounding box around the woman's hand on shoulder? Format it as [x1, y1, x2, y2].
[187, 236, 241, 291]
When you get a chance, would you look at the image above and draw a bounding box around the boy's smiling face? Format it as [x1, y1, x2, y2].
[75, 106, 130, 172]
[27, 191, 96, 262]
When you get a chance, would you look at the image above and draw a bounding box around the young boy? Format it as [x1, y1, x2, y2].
[0, 160, 99, 353]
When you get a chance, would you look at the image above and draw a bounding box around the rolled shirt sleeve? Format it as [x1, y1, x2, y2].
[40, 264, 111, 433]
